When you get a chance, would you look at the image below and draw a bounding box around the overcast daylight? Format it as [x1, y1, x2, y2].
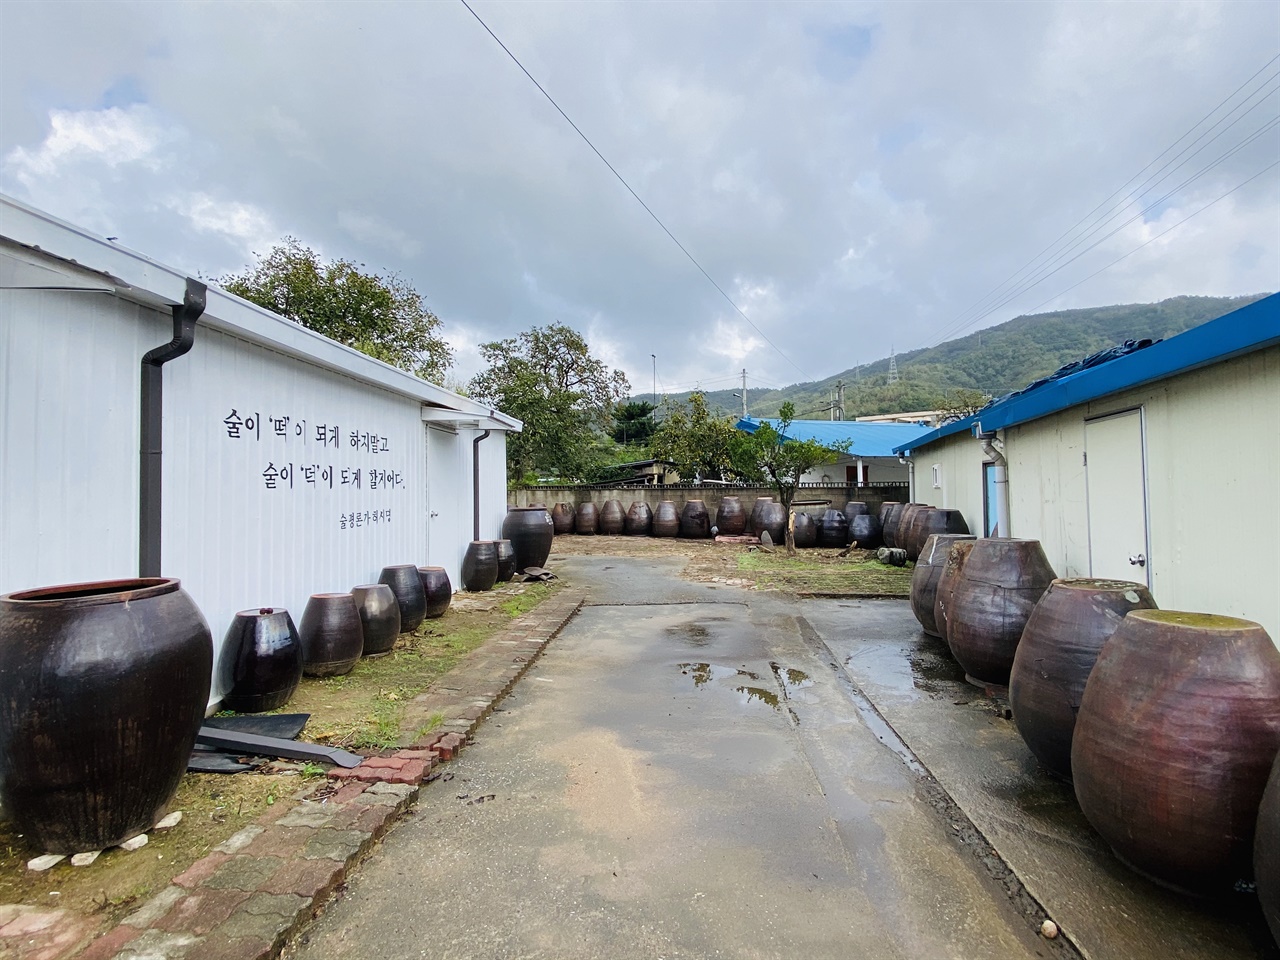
[1, 0, 1277, 394]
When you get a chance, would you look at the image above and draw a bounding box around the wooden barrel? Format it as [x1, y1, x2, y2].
[624, 501, 652, 536]
[792, 511, 817, 548]
[1255, 753, 1280, 944]
[1009, 579, 1155, 781]
[679, 500, 711, 539]
[501, 506, 554, 569]
[716, 496, 747, 535]
[909, 509, 970, 561]
[551, 502, 575, 535]
[598, 500, 625, 535]
[652, 501, 680, 537]
[946, 538, 1055, 686]
[934, 540, 976, 648]
[850, 513, 882, 549]
[1073, 611, 1280, 893]
[575, 502, 599, 536]
[909, 534, 976, 637]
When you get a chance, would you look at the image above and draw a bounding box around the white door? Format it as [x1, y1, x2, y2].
[425, 426, 462, 575]
[1084, 409, 1150, 585]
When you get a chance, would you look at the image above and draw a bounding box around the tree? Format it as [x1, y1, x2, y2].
[651, 392, 757, 482]
[611, 400, 656, 446]
[742, 402, 850, 554]
[468, 323, 630, 481]
[221, 238, 453, 383]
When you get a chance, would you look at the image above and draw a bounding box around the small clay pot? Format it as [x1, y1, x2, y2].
[599, 500, 626, 535]
[625, 502, 653, 536]
[909, 535, 976, 637]
[576, 502, 599, 535]
[378, 564, 427, 633]
[652, 501, 680, 537]
[716, 496, 747, 536]
[679, 500, 711, 539]
[351, 584, 401, 657]
[416, 567, 452, 619]
[300, 593, 363, 677]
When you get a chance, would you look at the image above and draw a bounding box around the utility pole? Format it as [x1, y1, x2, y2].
[651, 354, 657, 424]
[835, 379, 845, 420]
[740, 368, 748, 418]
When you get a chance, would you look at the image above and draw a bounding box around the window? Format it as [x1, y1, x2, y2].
[932, 464, 942, 489]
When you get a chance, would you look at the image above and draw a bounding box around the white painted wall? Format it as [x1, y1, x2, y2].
[801, 454, 910, 485]
[913, 434, 987, 536]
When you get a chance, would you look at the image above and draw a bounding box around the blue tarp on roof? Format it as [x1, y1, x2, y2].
[735, 417, 934, 458]
[895, 292, 1280, 454]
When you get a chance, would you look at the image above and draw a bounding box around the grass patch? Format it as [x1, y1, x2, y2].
[735, 549, 914, 596]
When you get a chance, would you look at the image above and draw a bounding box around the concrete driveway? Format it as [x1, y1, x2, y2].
[287, 556, 1059, 960]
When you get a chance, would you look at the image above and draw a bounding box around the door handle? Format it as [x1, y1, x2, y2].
[1128, 553, 1146, 567]
[430, 511, 439, 518]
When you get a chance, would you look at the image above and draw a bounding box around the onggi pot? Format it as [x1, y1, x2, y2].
[496, 540, 517, 582]
[378, 564, 427, 633]
[652, 501, 679, 537]
[1255, 754, 1280, 944]
[679, 500, 711, 539]
[416, 566, 452, 618]
[625, 501, 653, 536]
[300, 593, 363, 677]
[1073, 611, 1280, 894]
[716, 497, 747, 536]
[0, 578, 213, 853]
[792, 511, 817, 548]
[850, 513, 882, 549]
[219, 607, 303, 714]
[598, 500, 626, 536]
[351, 583, 401, 657]
[502, 506, 554, 570]
[462, 540, 499, 592]
[933, 540, 975, 649]
[818, 509, 849, 548]
[551, 503, 576, 535]
[754, 499, 786, 544]
[909, 534, 976, 637]
[575, 502, 599, 536]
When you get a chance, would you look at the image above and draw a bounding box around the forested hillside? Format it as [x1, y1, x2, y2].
[665, 294, 1270, 419]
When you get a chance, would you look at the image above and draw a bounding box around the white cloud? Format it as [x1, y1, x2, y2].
[4, 105, 169, 184]
[338, 210, 422, 259]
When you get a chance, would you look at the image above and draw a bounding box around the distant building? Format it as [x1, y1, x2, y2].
[735, 417, 933, 487]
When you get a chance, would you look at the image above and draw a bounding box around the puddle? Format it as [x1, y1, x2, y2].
[665, 617, 732, 646]
[736, 686, 780, 710]
[676, 662, 761, 687]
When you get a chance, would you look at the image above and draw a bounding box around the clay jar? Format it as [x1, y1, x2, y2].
[792, 512, 817, 548]
[679, 500, 711, 539]
[753, 499, 786, 543]
[933, 540, 975, 648]
[575, 502, 599, 536]
[350, 584, 401, 657]
[416, 567, 452, 619]
[300, 593, 363, 677]
[219, 607, 304, 713]
[625, 501, 653, 536]
[378, 564, 427, 633]
[1073, 611, 1280, 894]
[495, 540, 517, 582]
[909, 509, 970, 562]
[1255, 754, 1280, 943]
[748, 497, 773, 536]
[894, 504, 927, 555]
[551, 503, 576, 535]
[652, 501, 680, 537]
[1008, 579, 1155, 781]
[909, 534, 976, 637]
[946, 538, 1055, 686]
[851, 513, 883, 549]
[502, 506, 554, 569]
[716, 496, 747, 536]
[598, 500, 626, 535]
[881, 503, 907, 548]
[462, 540, 499, 592]
[0, 578, 213, 853]
[818, 509, 849, 548]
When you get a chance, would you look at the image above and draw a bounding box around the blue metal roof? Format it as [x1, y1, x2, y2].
[895, 292, 1280, 454]
[736, 417, 934, 458]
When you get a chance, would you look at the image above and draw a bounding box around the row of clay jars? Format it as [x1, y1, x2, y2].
[550, 496, 750, 538]
[909, 534, 976, 637]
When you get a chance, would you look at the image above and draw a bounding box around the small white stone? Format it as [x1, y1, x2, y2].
[153, 811, 183, 830]
[118, 834, 149, 852]
[71, 851, 101, 867]
[27, 854, 65, 871]
[1040, 920, 1059, 939]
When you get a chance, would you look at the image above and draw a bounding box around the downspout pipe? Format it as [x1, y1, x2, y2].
[140, 278, 206, 577]
[898, 455, 915, 502]
[977, 429, 1009, 538]
[472, 429, 491, 541]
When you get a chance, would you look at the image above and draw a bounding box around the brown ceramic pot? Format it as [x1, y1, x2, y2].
[679, 500, 711, 539]
[575, 502, 599, 536]
[946, 538, 1056, 686]
[716, 496, 747, 535]
[909, 509, 970, 562]
[652, 501, 679, 537]
[933, 540, 975, 648]
[910, 534, 976, 637]
[416, 567, 452, 618]
[625, 501, 653, 535]
[1009, 579, 1155, 781]
[551, 503, 576, 535]
[749, 497, 774, 536]
[1255, 753, 1280, 943]
[1073, 611, 1280, 894]
[894, 504, 927, 554]
[882, 503, 907, 548]
[598, 500, 625, 535]
[300, 593, 363, 677]
[461, 540, 499, 592]
[900, 506, 934, 561]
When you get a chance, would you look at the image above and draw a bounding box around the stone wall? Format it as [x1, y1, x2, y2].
[509, 483, 911, 520]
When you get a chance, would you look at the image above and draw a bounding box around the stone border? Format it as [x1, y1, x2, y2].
[16, 588, 585, 960]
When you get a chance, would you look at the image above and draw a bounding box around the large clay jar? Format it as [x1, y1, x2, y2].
[652, 501, 680, 537]
[1073, 611, 1280, 894]
[844, 501, 869, 521]
[895, 504, 927, 555]
[792, 512, 817, 548]
[0, 578, 212, 853]
[300, 593, 363, 677]
[576, 502, 599, 536]
[900, 506, 934, 561]
[878, 500, 900, 530]
[502, 506, 555, 570]
[1009, 579, 1155, 781]
[625, 501, 653, 536]
[416, 567, 452, 619]
[934, 540, 976, 648]
[947, 538, 1055, 686]
[749, 497, 774, 536]
[462, 540, 499, 592]
[219, 607, 304, 714]
[755, 500, 787, 543]
[851, 513, 883, 549]
[818, 509, 849, 548]
[495, 540, 517, 582]
[882, 503, 907, 548]
[598, 500, 626, 535]
[378, 564, 427, 633]
[351, 584, 401, 657]
[914, 509, 971, 561]
[910, 535, 976, 637]
[679, 500, 711, 539]
[716, 496, 747, 535]
[1255, 754, 1280, 944]
[551, 502, 576, 535]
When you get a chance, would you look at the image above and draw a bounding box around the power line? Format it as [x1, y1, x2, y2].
[458, 0, 810, 381]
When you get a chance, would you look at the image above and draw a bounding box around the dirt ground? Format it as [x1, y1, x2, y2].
[0, 579, 559, 928]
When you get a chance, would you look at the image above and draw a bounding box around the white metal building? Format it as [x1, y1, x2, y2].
[896, 293, 1280, 641]
[0, 196, 518, 706]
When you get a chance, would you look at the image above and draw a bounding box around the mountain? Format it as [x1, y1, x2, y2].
[657, 294, 1272, 420]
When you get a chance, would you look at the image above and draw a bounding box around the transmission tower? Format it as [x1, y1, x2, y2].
[888, 348, 900, 385]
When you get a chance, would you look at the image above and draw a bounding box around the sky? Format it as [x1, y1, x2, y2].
[1, 1, 1277, 398]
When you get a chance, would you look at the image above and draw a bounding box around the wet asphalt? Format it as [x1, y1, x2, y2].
[286, 555, 1062, 960]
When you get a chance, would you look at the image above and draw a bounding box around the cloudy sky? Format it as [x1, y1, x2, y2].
[2, 1, 1276, 395]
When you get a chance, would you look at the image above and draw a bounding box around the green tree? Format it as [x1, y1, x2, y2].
[468, 323, 630, 481]
[611, 400, 657, 445]
[221, 238, 453, 383]
[742, 402, 850, 554]
[651, 392, 757, 482]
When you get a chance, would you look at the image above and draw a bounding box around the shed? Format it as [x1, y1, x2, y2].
[735, 417, 932, 487]
[0, 195, 520, 707]
[896, 293, 1280, 640]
